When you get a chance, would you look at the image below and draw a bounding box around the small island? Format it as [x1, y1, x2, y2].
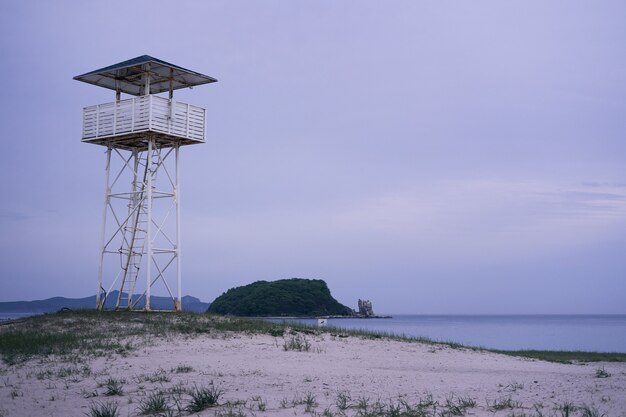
[207, 278, 354, 317]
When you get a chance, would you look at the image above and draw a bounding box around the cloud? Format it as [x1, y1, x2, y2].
[536, 189, 626, 217]
[184, 178, 626, 271]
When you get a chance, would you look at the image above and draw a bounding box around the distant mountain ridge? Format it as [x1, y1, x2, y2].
[0, 292, 210, 313]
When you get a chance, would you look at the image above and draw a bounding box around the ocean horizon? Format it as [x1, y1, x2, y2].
[3, 312, 625, 353]
[268, 314, 626, 353]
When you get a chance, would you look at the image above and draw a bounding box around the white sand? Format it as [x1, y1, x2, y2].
[1, 332, 625, 416]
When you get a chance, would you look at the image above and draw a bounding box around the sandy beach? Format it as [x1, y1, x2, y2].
[1, 324, 625, 417]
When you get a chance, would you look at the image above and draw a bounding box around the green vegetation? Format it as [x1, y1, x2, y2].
[87, 401, 120, 417]
[322, 393, 478, 417]
[557, 402, 577, 417]
[579, 404, 606, 417]
[444, 396, 476, 416]
[102, 377, 124, 396]
[283, 333, 311, 352]
[493, 349, 626, 364]
[207, 278, 354, 317]
[138, 391, 169, 415]
[0, 310, 284, 365]
[173, 364, 194, 374]
[292, 392, 318, 413]
[250, 396, 267, 412]
[335, 391, 351, 411]
[187, 385, 223, 412]
[140, 368, 171, 383]
[487, 397, 518, 412]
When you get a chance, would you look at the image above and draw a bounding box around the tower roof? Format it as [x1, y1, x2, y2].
[74, 55, 217, 96]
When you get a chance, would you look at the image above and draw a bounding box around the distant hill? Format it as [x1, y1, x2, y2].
[207, 278, 354, 317]
[0, 292, 209, 313]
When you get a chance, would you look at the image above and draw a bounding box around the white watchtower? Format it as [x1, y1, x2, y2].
[74, 55, 217, 311]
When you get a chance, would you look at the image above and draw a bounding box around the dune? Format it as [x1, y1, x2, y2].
[0, 313, 624, 417]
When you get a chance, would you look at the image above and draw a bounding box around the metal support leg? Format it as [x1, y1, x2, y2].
[96, 137, 182, 312]
[96, 145, 112, 310]
[146, 139, 153, 311]
[175, 144, 182, 312]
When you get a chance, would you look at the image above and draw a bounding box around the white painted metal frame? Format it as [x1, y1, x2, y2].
[78, 57, 214, 312]
[82, 95, 206, 142]
[95, 140, 182, 311]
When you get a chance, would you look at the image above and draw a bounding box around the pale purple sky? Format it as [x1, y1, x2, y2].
[0, 1, 625, 313]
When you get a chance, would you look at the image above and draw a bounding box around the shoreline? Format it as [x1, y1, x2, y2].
[3, 311, 626, 355]
[257, 315, 393, 319]
[0, 312, 625, 416]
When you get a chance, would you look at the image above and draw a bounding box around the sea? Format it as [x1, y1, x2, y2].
[0, 312, 41, 321]
[267, 314, 626, 353]
[3, 312, 625, 353]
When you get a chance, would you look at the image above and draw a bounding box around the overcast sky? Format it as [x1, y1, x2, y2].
[1, 1, 625, 313]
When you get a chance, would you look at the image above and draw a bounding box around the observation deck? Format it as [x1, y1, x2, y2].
[81, 95, 205, 149]
[75, 55, 216, 150]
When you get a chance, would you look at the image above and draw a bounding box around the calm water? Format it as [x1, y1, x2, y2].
[268, 315, 626, 352]
[0, 312, 41, 321]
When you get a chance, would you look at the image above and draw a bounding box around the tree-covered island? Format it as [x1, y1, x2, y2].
[207, 278, 354, 317]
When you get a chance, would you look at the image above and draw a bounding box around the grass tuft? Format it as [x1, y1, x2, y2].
[444, 396, 476, 416]
[103, 378, 124, 396]
[488, 397, 518, 412]
[138, 391, 169, 415]
[336, 391, 351, 410]
[355, 396, 370, 412]
[303, 392, 318, 413]
[86, 400, 119, 417]
[579, 404, 606, 417]
[556, 402, 577, 417]
[144, 369, 170, 383]
[172, 364, 193, 374]
[250, 396, 266, 411]
[187, 385, 223, 412]
[283, 334, 311, 352]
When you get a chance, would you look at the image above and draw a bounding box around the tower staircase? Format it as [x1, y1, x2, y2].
[115, 151, 156, 309]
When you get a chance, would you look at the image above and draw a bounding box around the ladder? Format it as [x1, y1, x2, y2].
[116, 151, 153, 309]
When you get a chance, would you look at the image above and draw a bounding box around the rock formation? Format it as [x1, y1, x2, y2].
[357, 299, 374, 317]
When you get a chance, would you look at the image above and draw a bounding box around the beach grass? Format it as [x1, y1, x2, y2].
[102, 377, 124, 396]
[87, 400, 120, 417]
[283, 333, 311, 351]
[493, 349, 626, 364]
[138, 390, 169, 415]
[1, 310, 625, 365]
[187, 385, 223, 412]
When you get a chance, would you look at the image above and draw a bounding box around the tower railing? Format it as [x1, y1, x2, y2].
[81, 95, 206, 142]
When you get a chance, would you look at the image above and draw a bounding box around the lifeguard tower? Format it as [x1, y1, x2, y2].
[74, 55, 217, 311]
